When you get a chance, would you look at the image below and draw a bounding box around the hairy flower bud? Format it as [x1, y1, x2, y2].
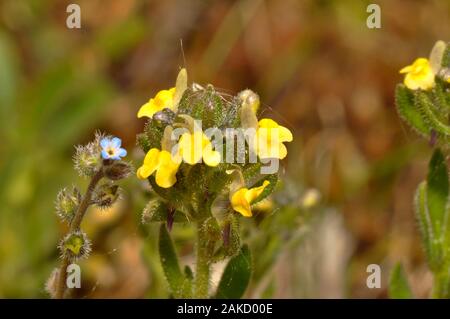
[55, 186, 82, 222]
[103, 161, 132, 181]
[59, 230, 91, 261]
[92, 183, 120, 209]
[153, 108, 176, 124]
[73, 142, 101, 177]
[45, 268, 59, 298]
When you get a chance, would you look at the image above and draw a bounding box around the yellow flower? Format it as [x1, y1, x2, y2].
[256, 119, 293, 159]
[136, 148, 181, 188]
[137, 68, 188, 118]
[231, 180, 270, 217]
[137, 88, 176, 119]
[400, 58, 435, 90]
[178, 131, 221, 167]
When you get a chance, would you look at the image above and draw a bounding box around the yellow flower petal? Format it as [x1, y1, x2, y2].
[137, 88, 176, 118]
[202, 143, 221, 167]
[231, 188, 253, 217]
[278, 126, 293, 142]
[179, 132, 204, 165]
[258, 118, 278, 128]
[137, 166, 152, 179]
[143, 148, 161, 167]
[244, 180, 270, 204]
[399, 65, 412, 74]
[137, 148, 161, 179]
[400, 58, 435, 91]
[278, 143, 287, 159]
[231, 180, 270, 217]
[155, 150, 180, 188]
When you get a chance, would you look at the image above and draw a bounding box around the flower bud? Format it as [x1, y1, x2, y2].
[73, 142, 101, 177]
[92, 183, 120, 209]
[58, 230, 91, 261]
[55, 186, 82, 222]
[239, 89, 260, 114]
[429, 40, 447, 74]
[45, 268, 59, 298]
[103, 161, 132, 181]
[239, 90, 259, 130]
[153, 108, 176, 124]
[300, 188, 321, 209]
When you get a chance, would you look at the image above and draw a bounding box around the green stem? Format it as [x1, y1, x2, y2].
[55, 169, 103, 299]
[194, 221, 210, 298]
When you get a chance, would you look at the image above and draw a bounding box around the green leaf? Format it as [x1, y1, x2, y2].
[181, 266, 193, 298]
[427, 149, 449, 237]
[251, 174, 278, 205]
[415, 91, 450, 136]
[395, 84, 429, 136]
[215, 244, 252, 299]
[158, 224, 184, 297]
[414, 181, 433, 266]
[414, 150, 450, 271]
[142, 199, 188, 223]
[389, 263, 413, 299]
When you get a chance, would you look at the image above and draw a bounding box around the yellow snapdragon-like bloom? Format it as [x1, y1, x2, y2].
[136, 148, 181, 188]
[399, 58, 435, 91]
[178, 131, 221, 167]
[137, 88, 176, 119]
[256, 119, 293, 159]
[231, 180, 270, 217]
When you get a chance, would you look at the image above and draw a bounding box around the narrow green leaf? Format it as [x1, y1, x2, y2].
[415, 91, 450, 136]
[389, 263, 413, 299]
[251, 174, 278, 205]
[427, 148, 449, 237]
[142, 199, 188, 223]
[414, 181, 432, 264]
[159, 224, 184, 297]
[181, 266, 193, 298]
[215, 244, 252, 299]
[395, 84, 429, 136]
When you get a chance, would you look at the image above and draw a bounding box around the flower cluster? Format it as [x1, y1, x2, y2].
[47, 133, 131, 298]
[137, 69, 292, 219]
[396, 40, 450, 143]
[136, 68, 293, 298]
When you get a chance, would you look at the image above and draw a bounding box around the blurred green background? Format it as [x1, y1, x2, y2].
[0, 0, 449, 298]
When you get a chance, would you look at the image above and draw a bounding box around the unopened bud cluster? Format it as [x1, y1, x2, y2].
[46, 132, 130, 298]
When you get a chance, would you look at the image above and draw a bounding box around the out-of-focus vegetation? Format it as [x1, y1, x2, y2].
[0, 0, 449, 298]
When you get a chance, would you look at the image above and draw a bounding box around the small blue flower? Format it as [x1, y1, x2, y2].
[100, 137, 127, 160]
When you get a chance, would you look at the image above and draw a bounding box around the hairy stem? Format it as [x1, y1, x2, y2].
[55, 169, 103, 299]
[194, 221, 210, 298]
